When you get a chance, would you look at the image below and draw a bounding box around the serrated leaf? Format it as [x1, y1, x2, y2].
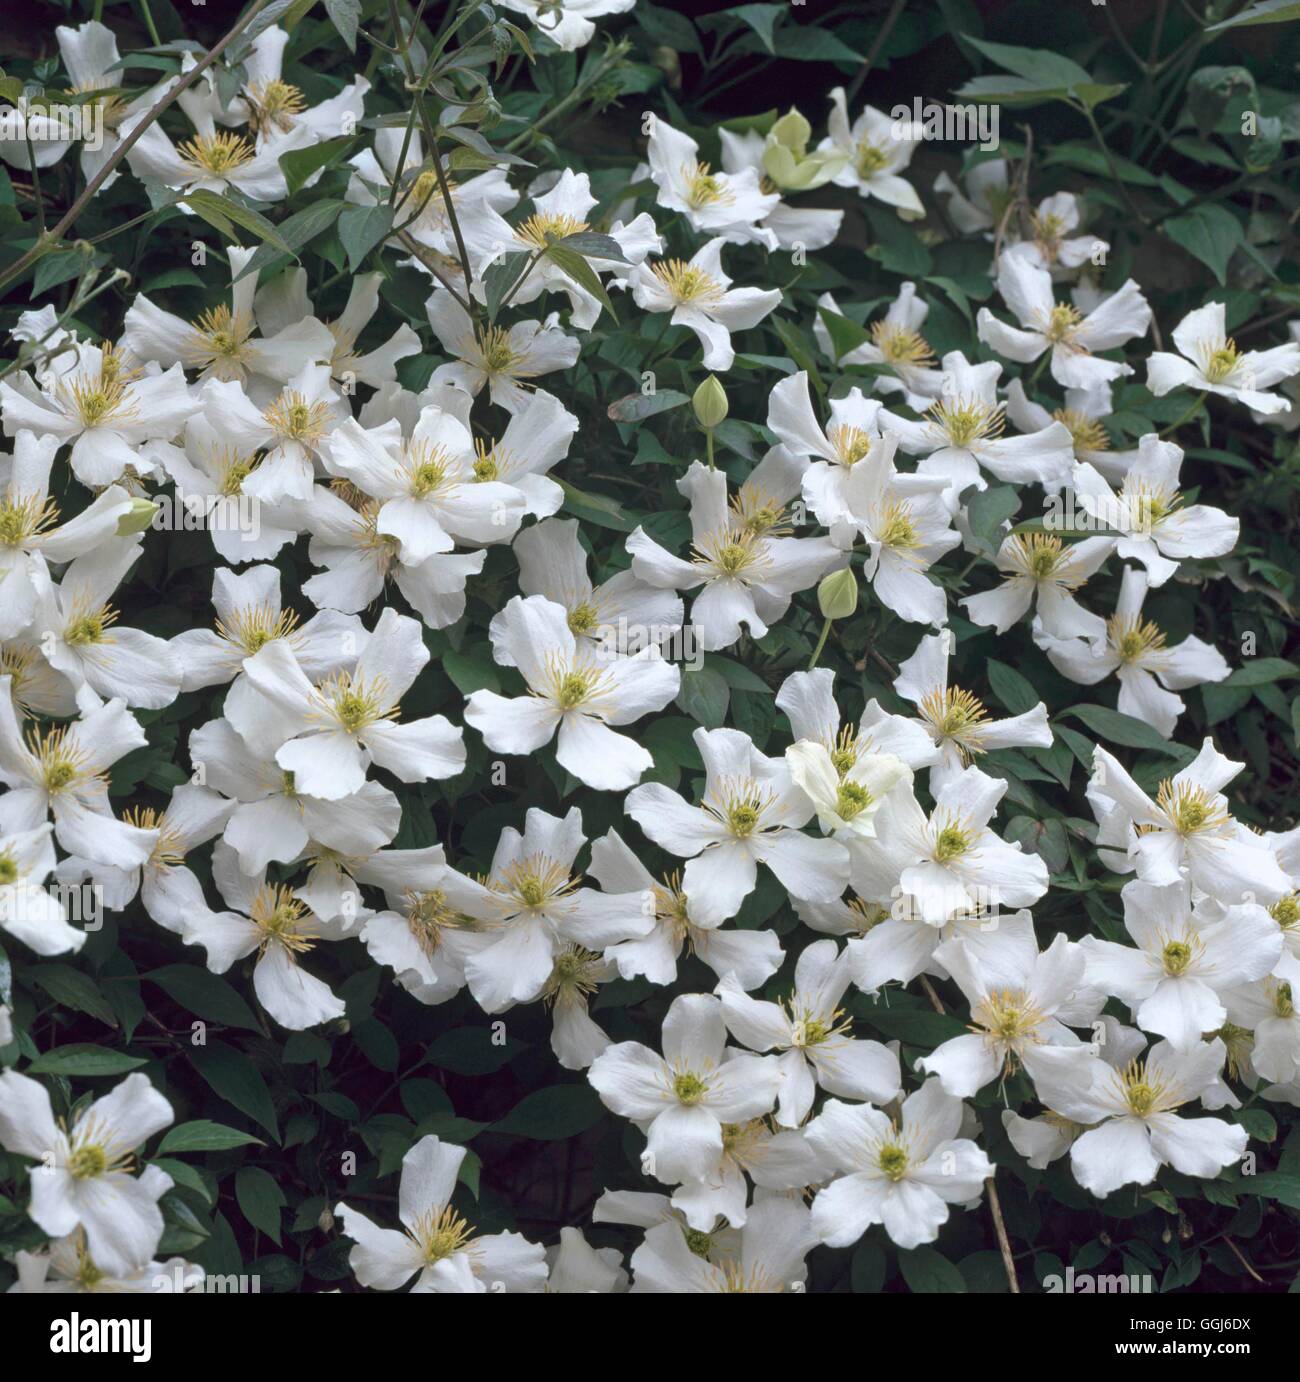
[184, 189, 292, 255]
[337, 203, 394, 271]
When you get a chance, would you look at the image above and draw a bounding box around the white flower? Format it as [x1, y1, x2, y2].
[321, 402, 527, 562]
[873, 765, 1050, 921]
[998, 200, 1109, 275]
[490, 516, 682, 664]
[1082, 878, 1281, 1050]
[1070, 433, 1238, 586]
[917, 933, 1095, 1098]
[807, 1080, 993, 1249]
[1004, 376, 1138, 484]
[466, 594, 680, 791]
[0, 822, 86, 955]
[496, 0, 636, 51]
[0, 342, 192, 488]
[0, 684, 157, 868]
[546, 1227, 628, 1293]
[933, 157, 1011, 234]
[818, 88, 923, 217]
[425, 289, 579, 412]
[1089, 739, 1291, 905]
[1037, 566, 1229, 739]
[630, 1196, 816, 1293]
[718, 128, 845, 252]
[587, 993, 781, 1184]
[624, 238, 781, 371]
[627, 454, 842, 651]
[336, 1135, 547, 1292]
[1147, 302, 1300, 414]
[880, 350, 1076, 512]
[498, 169, 661, 328]
[587, 827, 784, 990]
[785, 739, 911, 840]
[717, 938, 901, 1126]
[812, 287, 945, 409]
[625, 726, 851, 924]
[123, 247, 335, 390]
[29, 537, 181, 713]
[0, 431, 135, 640]
[1224, 976, 1300, 1084]
[893, 632, 1053, 795]
[227, 606, 465, 800]
[190, 716, 401, 875]
[11, 1230, 204, 1294]
[645, 120, 779, 248]
[182, 840, 347, 1029]
[456, 806, 651, 1013]
[1034, 1038, 1247, 1197]
[962, 531, 1112, 640]
[977, 253, 1151, 390]
[0, 1070, 173, 1276]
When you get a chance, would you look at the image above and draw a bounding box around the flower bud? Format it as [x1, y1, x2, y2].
[692, 374, 728, 430]
[116, 497, 158, 535]
[817, 567, 858, 620]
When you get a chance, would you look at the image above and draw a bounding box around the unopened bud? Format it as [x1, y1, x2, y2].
[692, 374, 728, 430]
[817, 567, 858, 620]
[116, 497, 158, 535]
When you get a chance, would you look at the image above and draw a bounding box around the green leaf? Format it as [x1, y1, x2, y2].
[184, 189, 293, 255]
[26, 1044, 146, 1076]
[677, 664, 730, 728]
[145, 965, 261, 1032]
[424, 1026, 525, 1075]
[235, 1166, 285, 1245]
[544, 243, 617, 323]
[492, 1085, 604, 1140]
[279, 136, 353, 197]
[899, 1245, 967, 1293]
[1207, 0, 1300, 30]
[1224, 658, 1297, 687]
[865, 203, 933, 277]
[337, 203, 394, 271]
[157, 1120, 265, 1154]
[965, 484, 1020, 557]
[189, 1043, 280, 1141]
[27, 965, 117, 1028]
[816, 306, 874, 362]
[986, 659, 1040, 716]
[607, 389, 690, 423]
[558, 479, 636, 532]
[483, 250, 531, 322]
[1061, 705, 1194, 759]
[323, 0, 360, 49]
[965, 37, 1092, 88]
[1164, 205, 1243, 286]
[1242, 1172, 1300, 1209]
[231, 200, 345, 282]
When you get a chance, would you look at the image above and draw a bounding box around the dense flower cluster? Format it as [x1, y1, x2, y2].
[0, 1, 1297, 1294]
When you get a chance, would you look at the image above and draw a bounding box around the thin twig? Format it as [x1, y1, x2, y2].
[987, 1175, 1021, 1294]
[845, 0, 908, 106]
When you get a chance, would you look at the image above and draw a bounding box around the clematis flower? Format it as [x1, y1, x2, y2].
[997, 201, 1109, 275]
[587, 993, 781, 1185]
[818, 88, 923, 217]
[425, 290, 579, 412]
[775, 667, 939, 774]
[489, 516, 682, 664]
[0, 682, 157, 868]
[336, 1135, 546, 1293]
[0, 823, 86, 956]
[1147, 302, 1300, 415]
[496, 0, 636, 52]
[630, 1197, 816, 1294]
[1033, 1037, 1247, 1198]
[716, 939, 901, 1126]
[623, 238, 781, 372]
[1081, 878, 1281, 1050]
[627, 454, 842, 651]
[587, 827, 784, 990]
[321, 403, 527, 563]
[546, 1228, 628, 1294]
[227, 607, 465, 800]
[625, 726, 851, 924]
[123, 246, 334, 392]
[1224, 976, 1300, 1085]
[812, 286, 945, 409]
[496, 169, 661, 328]
[453, 807, 651, 1013]
[28, 537, 181, 713]
[1004, 376, 1138, 485]
[893, 632, 1053, 795]
[916, 932, 1096, 1098]
[880, 350, 1076, 512]
[1036, 566, 1229, 738]
[0, 342, 192, 489]
[785, 738, 912, 841]
[977, 253, 1151, 390]
[181, 840, 347, 1029]
[0, 431, 136, 640]
[1069, 433, 1239, 586]
[807, 1080, 993, 1249]
[871, 765, 1050, 921]
[466, 594, 680, 791]
[0, 1071, 173, 1277]
[1089, 739, 1291, 905]
[718, 123, 845, 251]
[933, 157, 1012, 234]
[963, 529, 1111, 640]
[169, 563, 364, 694]
[645, 119, 779, 248]
[11, 1229, 204, 1294]
[190, 716, 401, 875]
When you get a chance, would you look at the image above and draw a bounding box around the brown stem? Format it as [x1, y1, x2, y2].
[987, 1175, 1021, 1294]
